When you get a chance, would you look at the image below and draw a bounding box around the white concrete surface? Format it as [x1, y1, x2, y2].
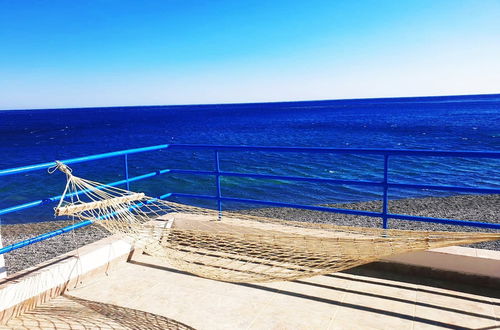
[48, 252, 498, 330]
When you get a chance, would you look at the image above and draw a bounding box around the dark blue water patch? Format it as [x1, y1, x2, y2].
[0, 94, 499, 224]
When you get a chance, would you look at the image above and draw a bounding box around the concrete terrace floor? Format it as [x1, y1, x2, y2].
[2, 253, 499, 330]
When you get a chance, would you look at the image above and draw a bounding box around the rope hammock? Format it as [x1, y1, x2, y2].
[50, 162, 500, 283]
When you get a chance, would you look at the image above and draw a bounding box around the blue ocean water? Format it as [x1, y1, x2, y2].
[0, 94, 499, 224]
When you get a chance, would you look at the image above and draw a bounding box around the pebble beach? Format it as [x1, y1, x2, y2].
[1, 194, 499, 275]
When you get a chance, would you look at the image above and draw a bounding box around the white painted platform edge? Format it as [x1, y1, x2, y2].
[0, 235, 5, 280]
[382, 246, 500, 279]
[0, 237, 132, 311]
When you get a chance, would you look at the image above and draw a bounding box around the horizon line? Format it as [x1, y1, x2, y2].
[1, 92, 499, 112]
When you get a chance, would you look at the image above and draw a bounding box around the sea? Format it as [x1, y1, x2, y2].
[1, 94, 499, 224]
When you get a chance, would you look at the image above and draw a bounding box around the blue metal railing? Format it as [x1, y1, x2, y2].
[0, 144, 499, 255]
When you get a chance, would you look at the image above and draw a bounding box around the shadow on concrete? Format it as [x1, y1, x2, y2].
[129, 259, 496, 330]
[327, 271, 500, 302]
[341, 264, 500, 299]
[293, 279, 496, 321]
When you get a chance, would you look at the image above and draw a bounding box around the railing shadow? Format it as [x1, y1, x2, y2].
[236, 282, 473, 330]
[337, 265, 500, 300]
[292, 279, 497, 321]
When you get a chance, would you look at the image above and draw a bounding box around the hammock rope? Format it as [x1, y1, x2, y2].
[50, 162, 500, 283]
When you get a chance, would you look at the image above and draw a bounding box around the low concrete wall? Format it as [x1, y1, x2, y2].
[378, 246, 500, 286]
[0, 235, 133, 324]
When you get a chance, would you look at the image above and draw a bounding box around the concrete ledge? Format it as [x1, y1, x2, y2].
[0, 235, 133, 325]
[374, 246, 500, 287]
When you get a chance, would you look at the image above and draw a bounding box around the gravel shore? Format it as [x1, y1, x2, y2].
[1, 194, 498, 275]
[1, 221, 111, 275]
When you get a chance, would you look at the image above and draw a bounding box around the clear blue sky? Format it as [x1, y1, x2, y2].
[1, 0, 499, 109]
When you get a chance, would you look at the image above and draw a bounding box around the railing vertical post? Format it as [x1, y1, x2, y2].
[382, 154, 389, 229]
[215, 150, 222, 220]
[124, 154, 130, 190]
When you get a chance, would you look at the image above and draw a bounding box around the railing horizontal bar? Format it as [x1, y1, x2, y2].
[170, 193, 383, 217]
[0, 200, 49, 216]
[168, 169, 383, 187]
[168, 144, 500, 158]
[0, 144, 170, 177]
[219, 196, 383, 217]
[0, 220, 94, 255]
[387, 213, 500, 229]
[168, 169, 500, 194]
[169, 193, 500, 229]
[2, 144, 499, 178]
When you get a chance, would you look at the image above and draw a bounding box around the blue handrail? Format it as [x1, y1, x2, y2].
[0, 143, 499, 256]
[0, 144, 170, 177]
[1, 144, 499, 178]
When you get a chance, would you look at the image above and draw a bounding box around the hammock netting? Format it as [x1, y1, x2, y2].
[51, 162, 500, 283]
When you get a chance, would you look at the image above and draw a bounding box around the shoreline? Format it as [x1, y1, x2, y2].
[1, 193, 499, 275]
